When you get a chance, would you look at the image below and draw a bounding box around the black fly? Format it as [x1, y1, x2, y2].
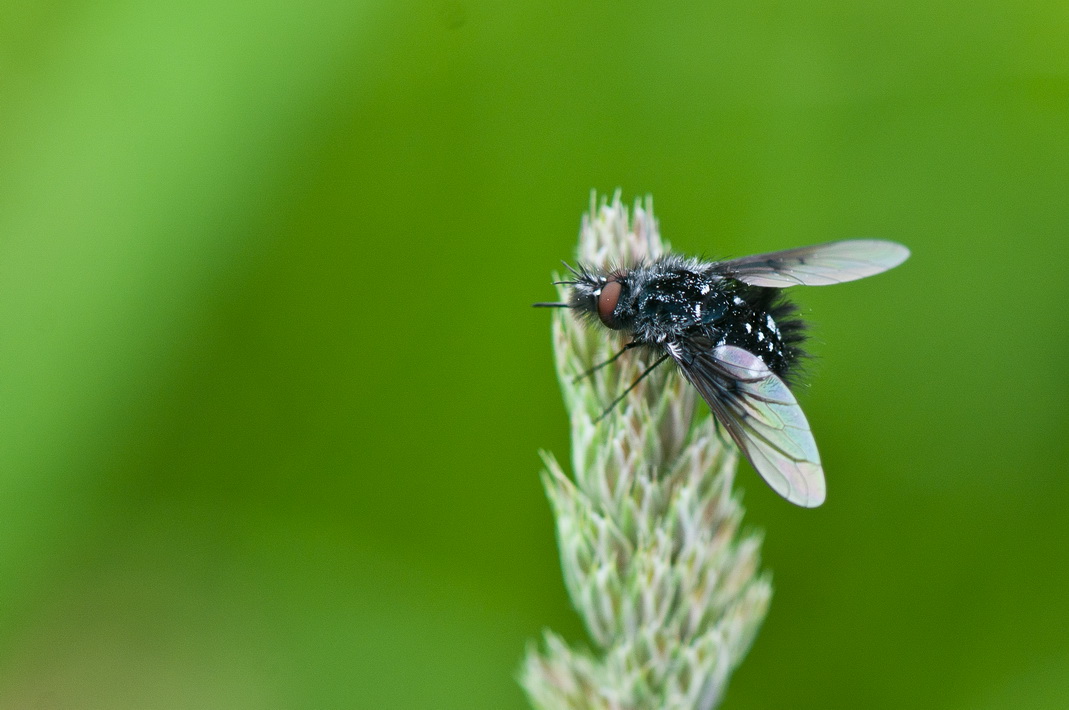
[536, 239, 910, 507]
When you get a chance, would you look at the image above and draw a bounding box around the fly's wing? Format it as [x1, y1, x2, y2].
[670, 342, 826, 507]
[711, 239, 909, 287]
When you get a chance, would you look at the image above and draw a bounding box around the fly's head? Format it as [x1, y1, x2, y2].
[566, 265, 636, 333]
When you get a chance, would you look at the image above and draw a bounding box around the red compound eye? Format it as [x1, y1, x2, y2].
[597, 279, 622, 328]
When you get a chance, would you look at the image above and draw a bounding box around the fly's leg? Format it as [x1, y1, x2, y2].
[573, 341, 642, 383]
[593, 353, 670, 422]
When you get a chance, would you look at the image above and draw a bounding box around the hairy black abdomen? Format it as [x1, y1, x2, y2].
[720, 287, 807, 381]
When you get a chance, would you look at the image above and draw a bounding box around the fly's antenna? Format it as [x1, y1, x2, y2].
[537, 261, 585, 308]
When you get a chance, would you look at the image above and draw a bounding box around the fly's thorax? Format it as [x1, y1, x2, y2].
[627, 269, 733, 342]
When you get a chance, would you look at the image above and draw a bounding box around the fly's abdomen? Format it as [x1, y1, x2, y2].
[722, 306, 798, 379]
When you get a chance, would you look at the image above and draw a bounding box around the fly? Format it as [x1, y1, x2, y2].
[536, 239, 910, 507]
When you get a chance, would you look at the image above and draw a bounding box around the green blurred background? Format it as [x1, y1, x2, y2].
[1, 1, 1067, 708]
